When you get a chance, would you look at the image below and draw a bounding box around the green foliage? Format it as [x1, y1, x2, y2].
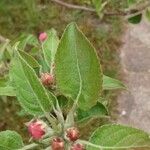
[0, 130, 23, 150]
[103, 75, 126, 90]
[77, 102, 108, 123]
[10, 51, 54, 115]
[128, 14, 142, 24]
[92, 0, 108, 17]
[42, 29, 59, 71]
[55, 23, 103, 110]
[18, 34, 39, 50]
[127, 0, 137, 6]
[87, 124, 150, 149]
[19, 50, 40, 70]
[0, 86, 16, 96]
[146, 8, 150, 22]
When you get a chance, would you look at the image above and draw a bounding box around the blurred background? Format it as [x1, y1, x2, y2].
[0, 0, 150, 144]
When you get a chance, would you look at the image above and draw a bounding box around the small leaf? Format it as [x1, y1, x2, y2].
[77, 102, 108, 123]
[0, 130, 23, 150]
[18, 34, 39, 50]
[10, 51, 54, 115]
[42, 29, 59, 69]
[87, 124, 150, 150]
[92, 0, 102, 13]
[145, 8, 150, 22]
[128, 0, 137, 6]
[0, 40, 10, 62]
[128, 14, 142, 24]
[55, 23, 102, 110]
[0, 86, 16, 96]
[103, 75, 126, 90]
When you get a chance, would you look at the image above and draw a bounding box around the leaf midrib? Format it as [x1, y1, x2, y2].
[74, 28, 82, 102]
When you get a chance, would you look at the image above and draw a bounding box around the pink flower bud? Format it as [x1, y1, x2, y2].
[51, 137, 64, 150]
[39, 32, 47, 42]
[71, 143, 85, 150]
[28, 120, 46, 140]
[66, 127, 80, 142]
[41, 73, 54, 86]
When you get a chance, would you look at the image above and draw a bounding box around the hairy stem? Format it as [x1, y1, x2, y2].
[18, 138, 51, 150]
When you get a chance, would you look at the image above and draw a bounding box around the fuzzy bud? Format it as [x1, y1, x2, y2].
[66, 127, 80, 142]
[41, 73, 54, 86]
[71, 143, 85, 150]
[28, 120, 46, 140]
[51, 137, 64, 150]
[39, 32, 47, 42]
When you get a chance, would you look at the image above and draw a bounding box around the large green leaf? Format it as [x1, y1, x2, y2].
[87, 124, 150, 150]
[0, 130, 23, 150]
[0, 86, 16, 96]
[77, 102, 108, 123]
[103, 75, 126, 90]
[42, 29, 59, 70]
[55, 23, 102, 110]
[10, 51, 54, 115]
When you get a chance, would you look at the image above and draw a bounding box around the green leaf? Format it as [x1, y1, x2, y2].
[87, 124, 150, 150]
[0, 40, 10, 62]
[10, 51, 54, 115]
[145, 8, 150, 22]
[0, 86, 16, 96]
[55, 23, 102, 110]
[19, 50, 40, 70]
[42, 29, 59, 69]
[103, 75, 126, 90]
[18, 34, 39, 50]
[92, 0, 102, 13]
[0, 77, 8, 87]
[128, 0, 137, 6]
[128, 14, 142, 24]
[77, 102, 108, 123]
[0, 130, 23, 150]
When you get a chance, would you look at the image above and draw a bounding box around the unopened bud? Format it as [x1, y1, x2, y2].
[39, 32, 47, 42]
[28, 120, 46, 140]
[41, 73, 54, 86]
[51, 137, 64, 150]
[71, 143, 85, 150]
[66, 127, 80, 142]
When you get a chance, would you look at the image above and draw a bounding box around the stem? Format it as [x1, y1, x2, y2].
[45, 112, 57, 129]
[18, 138, 51, 150]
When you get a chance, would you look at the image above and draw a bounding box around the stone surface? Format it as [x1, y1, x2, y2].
[117, 20, 150, 133]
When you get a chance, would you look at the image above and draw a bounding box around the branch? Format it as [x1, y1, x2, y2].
[50, 0, 150, 16]
[50, 0, 95, 12]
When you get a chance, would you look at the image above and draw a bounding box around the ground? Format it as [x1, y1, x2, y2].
[117, 19, 150, 133]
